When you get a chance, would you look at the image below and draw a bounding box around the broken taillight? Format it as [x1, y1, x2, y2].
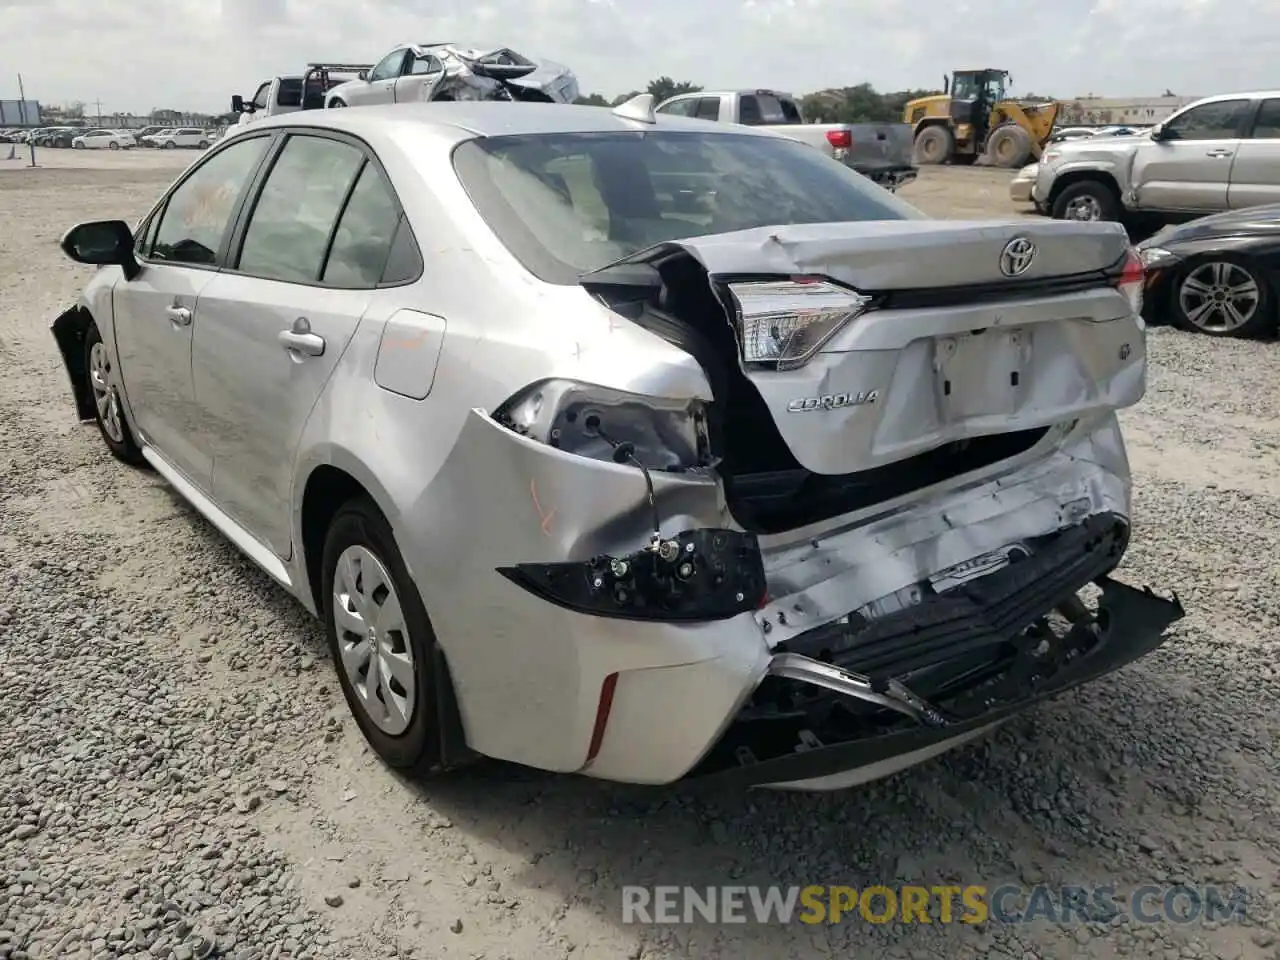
[492, 378, 712, 472]
[826, 129, 852, 150]
[721, 277, 873, 370]
[1113, 247, 1144, 314]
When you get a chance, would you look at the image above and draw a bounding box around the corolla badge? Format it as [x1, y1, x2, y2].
[786, 391, 879, 413]
[999, 236, 1036, 277]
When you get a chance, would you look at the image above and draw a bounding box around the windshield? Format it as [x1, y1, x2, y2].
[452, 131, 923, 285]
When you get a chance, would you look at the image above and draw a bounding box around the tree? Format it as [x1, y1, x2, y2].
[611, 91, 641, 106]
[645, 77, 701, 104]
[574, 93, 610, 107]
[63, 100, 85, 118]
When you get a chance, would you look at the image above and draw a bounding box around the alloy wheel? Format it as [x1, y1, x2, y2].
[1178, 261, 1260, 333]
[88, 341, 124, 443]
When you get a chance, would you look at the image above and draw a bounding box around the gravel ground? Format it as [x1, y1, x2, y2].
[1, 151, 1278, 960]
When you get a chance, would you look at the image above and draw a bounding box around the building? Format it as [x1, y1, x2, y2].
[1056, 96, 1199, 127]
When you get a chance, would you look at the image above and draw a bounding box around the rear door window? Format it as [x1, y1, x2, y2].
[321, 162, 404, 287]
[693, 98, 721, 121]
[1248, 98, 1280, 139]
[236, 134, 365, 283]
[276, 79, 304, 107]
[738, 96, 763, 124]
[657, 98, 697, 117]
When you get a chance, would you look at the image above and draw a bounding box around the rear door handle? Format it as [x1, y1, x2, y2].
[166, 305, 192, 326]
[1205, 149, 1234, 158]
[278, 317, 325, 357]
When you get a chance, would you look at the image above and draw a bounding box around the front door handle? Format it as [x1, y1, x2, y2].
[1205, 149, 1234, 158]
[166, 304, 192, 326]
[278, 317, 325, 357]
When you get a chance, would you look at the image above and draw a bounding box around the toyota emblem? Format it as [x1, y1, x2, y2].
[999, 237, 1036, 277]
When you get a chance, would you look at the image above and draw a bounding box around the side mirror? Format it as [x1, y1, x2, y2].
[60, 220, 140, 280]
[1150, 123, 1166, 141]
[358, 70, 369, 81]
[231, 95, 244, 113]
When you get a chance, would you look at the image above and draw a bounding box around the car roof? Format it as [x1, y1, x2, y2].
[251, 101, 785, 141]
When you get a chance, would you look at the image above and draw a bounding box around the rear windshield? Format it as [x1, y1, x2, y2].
[452, 130, 922, 285]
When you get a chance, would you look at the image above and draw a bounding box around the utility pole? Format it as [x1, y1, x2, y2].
[17, 73, 35, 166]
[94, 98, 103, 120]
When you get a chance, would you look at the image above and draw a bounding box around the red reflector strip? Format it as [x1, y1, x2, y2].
[585, 672, 619, 763]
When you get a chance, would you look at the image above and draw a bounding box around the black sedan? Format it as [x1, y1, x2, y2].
[1137, 205, 1280, 339]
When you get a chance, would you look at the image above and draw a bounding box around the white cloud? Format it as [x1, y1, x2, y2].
[0, 0, 1271, 114]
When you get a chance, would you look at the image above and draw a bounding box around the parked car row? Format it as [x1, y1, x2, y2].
[1009, 90, 1280, 341]
[1, 125, 220, 149]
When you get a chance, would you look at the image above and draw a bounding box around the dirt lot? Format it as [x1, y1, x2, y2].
[1, 149, 1279, 960]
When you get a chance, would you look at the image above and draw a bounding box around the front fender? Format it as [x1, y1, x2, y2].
[1035, 158, 1128, 203]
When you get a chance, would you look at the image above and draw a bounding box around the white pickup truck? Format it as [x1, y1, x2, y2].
[229, 65, 372, 132]
[655, 89, 918, 191]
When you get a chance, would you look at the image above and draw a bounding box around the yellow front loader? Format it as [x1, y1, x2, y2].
[903, 69, 1061, 168]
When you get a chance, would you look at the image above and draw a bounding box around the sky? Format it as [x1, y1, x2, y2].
[0, 0, 1275, 116]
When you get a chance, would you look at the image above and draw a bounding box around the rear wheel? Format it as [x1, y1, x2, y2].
[1050, 180, 1120, 222]
[198, 140, 209, 148]
[913, 125, 954, 165]
[108, 141, 120, 150]
[322, 497, 443, 773]
[1172, 257, 1275, 338]
[84, 322, 144, 465]
[985, 124, 1033, 168]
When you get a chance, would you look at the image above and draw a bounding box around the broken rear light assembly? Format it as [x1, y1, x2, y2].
[1112, 247, 1145, 314]
[497, 527, 766, 622]
[493, 378, 712, 473]
[718, 277, 874, 371]
[493, 379, 765, 621]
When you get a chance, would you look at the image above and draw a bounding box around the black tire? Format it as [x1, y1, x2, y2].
[986, 124, 1033, 168]
[74, 141, 85, 149]
[328, 99, 346, 108]
[1170, 256, 1276, 339]
[1050, 180, 1121, 222]
[198, 140, 209, 148]
[914, 125, 954, 165]
[83, 322, 144, 465]
[322, 497, 443, 773]
[162, 141, 176, 149]
[108, 141, 120, 150]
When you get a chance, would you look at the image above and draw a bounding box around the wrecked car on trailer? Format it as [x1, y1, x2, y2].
[50, 97, 1182, 791]
[323, 42, 579, 107]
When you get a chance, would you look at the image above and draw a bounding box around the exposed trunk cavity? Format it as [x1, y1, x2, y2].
[585, 252, 1053, 535]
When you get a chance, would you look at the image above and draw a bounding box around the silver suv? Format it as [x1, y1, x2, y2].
[51, 100, 1182, 790]
[1031, 91, 1280, 223]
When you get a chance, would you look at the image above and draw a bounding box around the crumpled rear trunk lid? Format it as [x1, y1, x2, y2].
[615, 219, 1142, 478]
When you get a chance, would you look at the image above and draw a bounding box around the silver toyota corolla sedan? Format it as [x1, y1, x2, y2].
[51, 98, 1183, 791]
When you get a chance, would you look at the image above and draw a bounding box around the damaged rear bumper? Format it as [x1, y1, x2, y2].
[689, 519, 1184, 789]
[412, 409, 1182, 786]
